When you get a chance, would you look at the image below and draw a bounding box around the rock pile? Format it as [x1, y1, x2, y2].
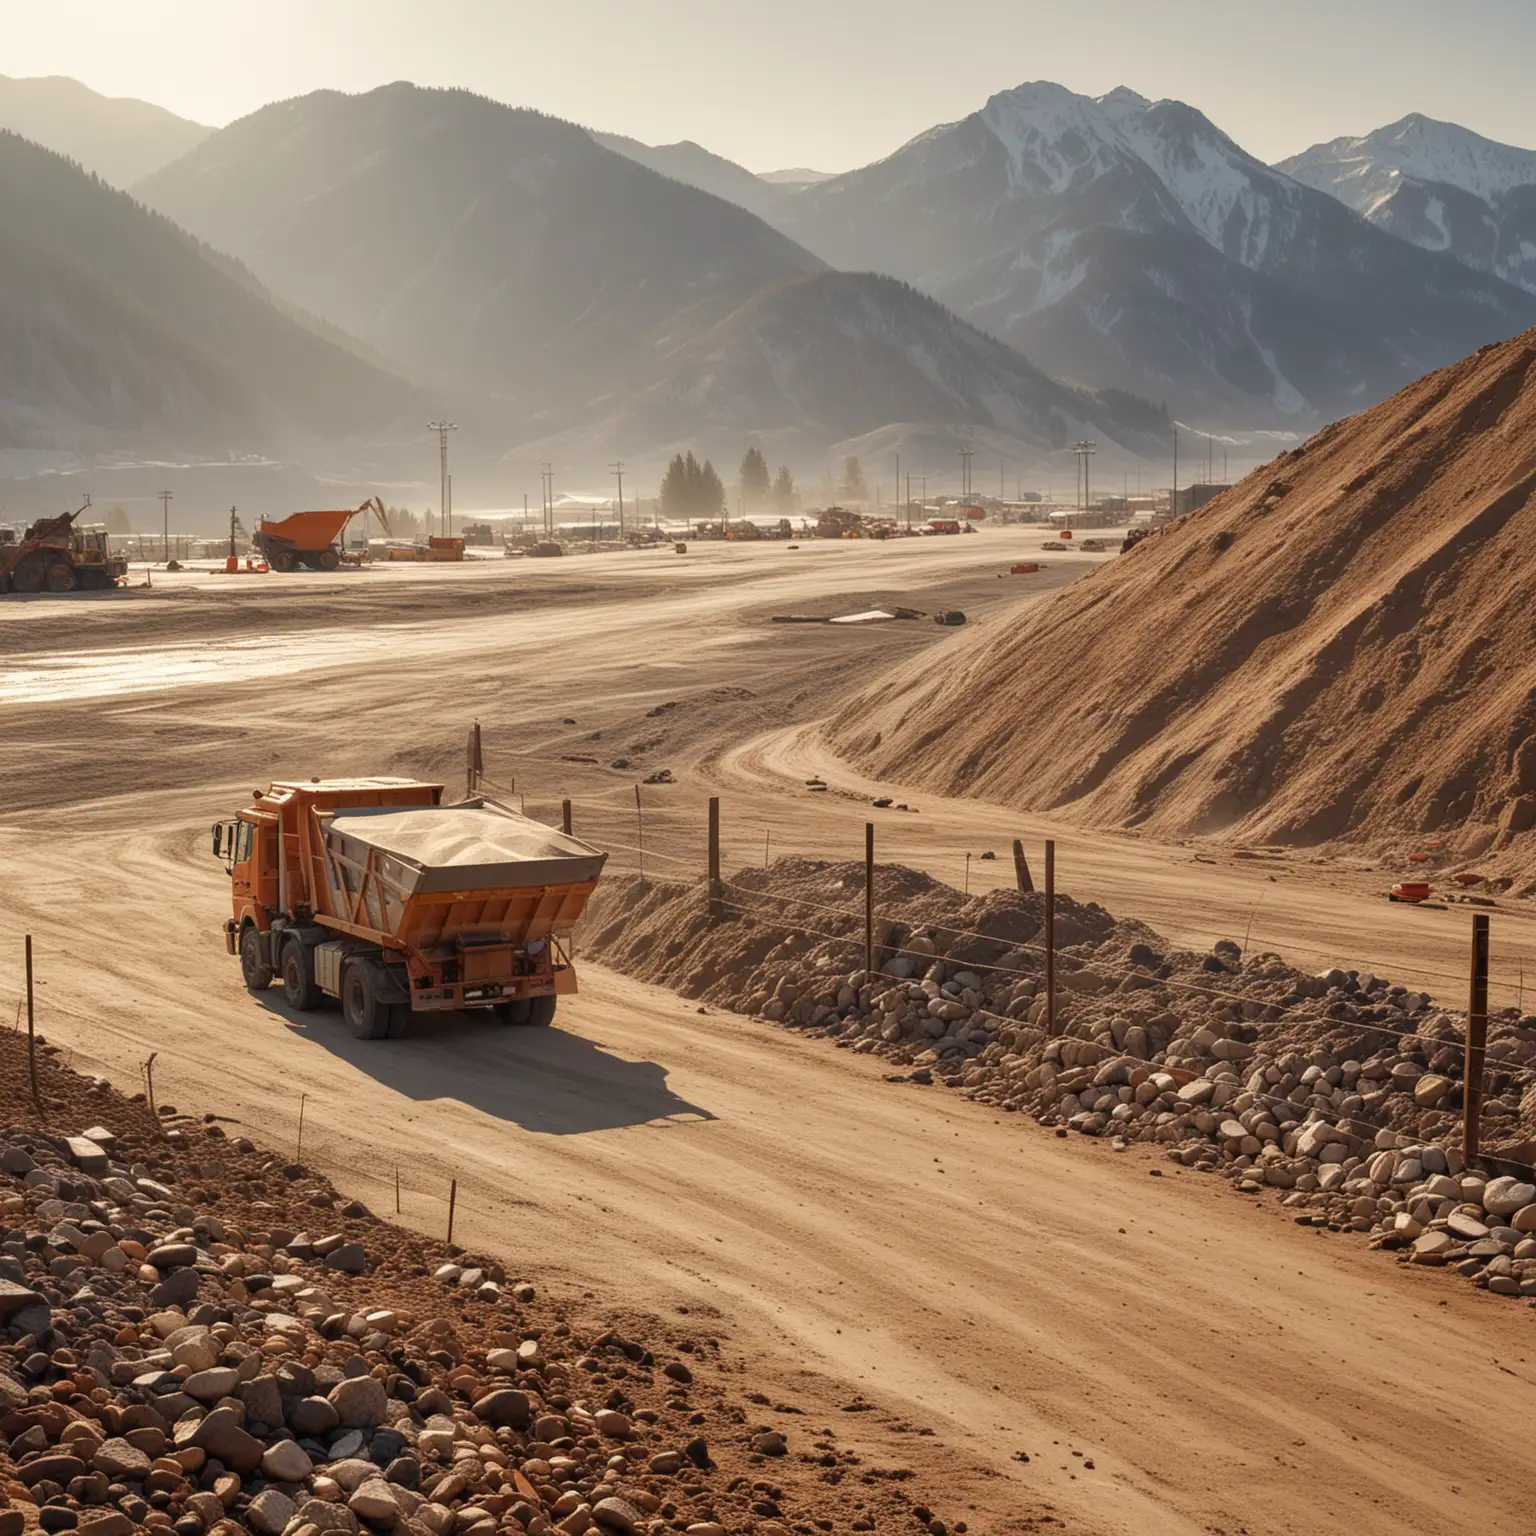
[586, 860, 1536, 1304]
[0, 1036, 952, 1536]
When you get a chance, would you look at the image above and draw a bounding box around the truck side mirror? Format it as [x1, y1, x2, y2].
[212, 823, 223, 858]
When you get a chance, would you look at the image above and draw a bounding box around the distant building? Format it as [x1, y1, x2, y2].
[1173, 482, 1229, 517]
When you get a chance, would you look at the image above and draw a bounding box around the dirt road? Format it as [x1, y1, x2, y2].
[4, 533, 1533, 1535]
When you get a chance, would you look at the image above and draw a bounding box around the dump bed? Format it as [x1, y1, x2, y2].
[257, 508, 356, 550]
[314, 799, 605, 951]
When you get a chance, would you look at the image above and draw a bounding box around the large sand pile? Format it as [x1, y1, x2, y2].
[830, 327, 1536, 867]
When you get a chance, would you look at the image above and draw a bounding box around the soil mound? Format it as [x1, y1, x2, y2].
[829, 327, 1536, 870]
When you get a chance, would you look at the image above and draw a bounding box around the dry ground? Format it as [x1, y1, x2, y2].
[3, 530, 1535, 1536]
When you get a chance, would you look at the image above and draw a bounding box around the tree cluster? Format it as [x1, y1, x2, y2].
[661, 452, 726, 522]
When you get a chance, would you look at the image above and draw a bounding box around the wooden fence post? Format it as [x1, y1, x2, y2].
[447, 1178, 458, 1245]
[25, 937, 40, 1117]
[561, 799, 572, 836]
[1464, 913, 1490, 1167]
[865, 823, 875, 980]
[1044, 840, 1056, 1039]
[1012, 838, 1034, 892]
[707, 797, 722, 922]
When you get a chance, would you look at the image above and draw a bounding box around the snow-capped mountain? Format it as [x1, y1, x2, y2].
[770, 82, 1536, 425]
[1279, 114, 1536, 296]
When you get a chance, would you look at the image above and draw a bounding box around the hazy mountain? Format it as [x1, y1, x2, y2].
[592, 130, 789, 222]
[770, 82, 1536, 425]
[560, 270, 1171, 462]
[1280, 114, 1536, 296]
[760, 167, 837, 187]
[136, 83, 1165, 467]
[0, 130, 419, 452]
[0, 74, 209, 187]
[138, 85, 825, 417]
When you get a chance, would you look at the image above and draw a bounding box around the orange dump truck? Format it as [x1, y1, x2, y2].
[214, 778, 605, 1038]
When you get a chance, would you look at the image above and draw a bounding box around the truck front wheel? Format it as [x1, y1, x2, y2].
[343, 962, 391, 1040]
[240, 927, 273, 991]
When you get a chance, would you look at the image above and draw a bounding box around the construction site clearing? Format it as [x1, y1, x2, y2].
[7, 517, 1536, 1536]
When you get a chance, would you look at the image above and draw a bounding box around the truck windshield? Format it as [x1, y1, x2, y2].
[234, 821, 254, 863]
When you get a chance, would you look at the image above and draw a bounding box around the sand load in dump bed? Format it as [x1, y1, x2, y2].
[317, 801, 606, 940]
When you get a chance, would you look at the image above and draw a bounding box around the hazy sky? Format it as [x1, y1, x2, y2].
[6, 0, 1536, 170]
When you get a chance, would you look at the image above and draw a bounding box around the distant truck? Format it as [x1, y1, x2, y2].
[254, 498, 389, 572]
[0, 502, 127, 593]
[215, 777, 606, 1038]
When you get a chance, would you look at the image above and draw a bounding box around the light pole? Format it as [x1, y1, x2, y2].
[958, 448, 973, 502]
[1073, 440, 1097, 515]
[158, 490, 172, 562]
[428, 421, 457, 536]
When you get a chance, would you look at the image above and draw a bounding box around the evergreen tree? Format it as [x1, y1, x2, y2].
[739, 447, 771, 509]
[660, 451, 727, 521]
[699, 459, 726, 518]
[773, 466, 796, 511]
[838, 455, 868, 502]
[659, 453, 689, 520]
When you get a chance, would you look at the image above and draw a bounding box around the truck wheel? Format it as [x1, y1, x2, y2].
[315, 546, 341, 570]
[343, 962, 390, 1040]
[282, 943, 323, 1011]
[11, 558, 45, 594]
[494, 998, 531, 1025]
[527, 995, 557, 1028]
[240, 927, 273, 991]
[45, 562, 77, 593]
[271, 549, 298, 573]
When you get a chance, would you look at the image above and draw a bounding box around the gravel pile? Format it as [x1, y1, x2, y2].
[587, 859, 1536, 1302]
[0, 1034, 955, 1536]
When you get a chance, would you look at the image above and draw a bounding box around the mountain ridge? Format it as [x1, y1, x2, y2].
[1280, 114, 1536, 296]
[768, 81, 1536, 426]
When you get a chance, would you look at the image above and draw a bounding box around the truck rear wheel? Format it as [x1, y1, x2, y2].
[240, 927, 273, 991]
[494, 998, 532, 1025]
[271, 549, 298, 573]
[10, 557, 45, 594]
[315, 547, 340, 571]
[282, 943, 323, 1011]
[45, 561, 77, 593]
[343, 961, 391, 1040]
[527, 995, 557, 1027]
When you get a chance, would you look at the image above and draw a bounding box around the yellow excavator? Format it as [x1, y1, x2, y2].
[0, 501, 127, 594]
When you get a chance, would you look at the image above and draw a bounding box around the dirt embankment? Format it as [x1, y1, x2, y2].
[827, 327, 1536, 881]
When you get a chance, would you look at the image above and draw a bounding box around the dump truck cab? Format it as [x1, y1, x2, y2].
[214, 777, 605, 1039]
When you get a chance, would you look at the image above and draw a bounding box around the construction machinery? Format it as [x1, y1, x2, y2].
[0, 501, 127, 594]
[215, 777, 606, 1039]
[253, 497, 388, 572]
[386, 534, 465, 562]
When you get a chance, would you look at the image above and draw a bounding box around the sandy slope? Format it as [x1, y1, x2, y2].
[4, 539, 1536, 1535]
[828, 328, 1536, 881]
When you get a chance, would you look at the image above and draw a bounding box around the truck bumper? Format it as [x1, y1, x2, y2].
[409, 971, 567, 1013]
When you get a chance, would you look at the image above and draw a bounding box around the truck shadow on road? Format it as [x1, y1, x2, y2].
[259, 999, 716, 1135]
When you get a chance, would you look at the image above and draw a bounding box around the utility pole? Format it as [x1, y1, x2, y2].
[540, 463, 553, 538]
[958, 447, 973, 502]
[894, 451, 900, 527]
[1172, 426, 1179, 516]
[905, 470, 911, 533]
[158, 490, 173, 562]
[427, 421, 457, 537]
[610, 461, 625, 538]
[1073, 441, 1096, 516]
[1000, 457, 1005, 502]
